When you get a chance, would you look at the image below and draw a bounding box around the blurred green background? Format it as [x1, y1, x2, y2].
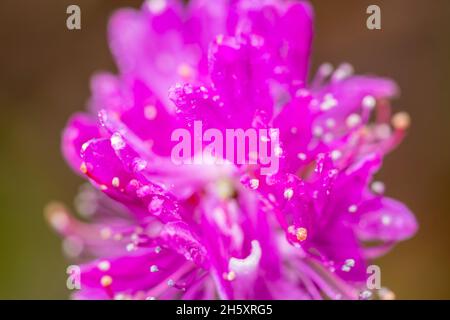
[0, 0, 449, 299]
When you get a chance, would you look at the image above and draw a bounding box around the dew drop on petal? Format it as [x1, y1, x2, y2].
[98, 260, 111, 271]
[381, 215, 392, 226]
[297, 153, 307, 161]
[249, 179, 259, 190]
[331, 150, 342, 161]
[111, 132, 126, 150]
[346, 113, 361, 128]
[150, 265, 159, 273]
[126, 243, 136, 252]
[111, 177, 120, 188]
[283, 188, 294, 200]
[148, 197, 164, 216]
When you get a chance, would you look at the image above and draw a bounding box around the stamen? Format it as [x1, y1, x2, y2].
[378, 287, 396, 300]
[392, 112, 411, 130]
[111, 177, 120, 188]
[296, 227, 308, 242]
[80, 162, 88, 174]
[146, 0, 167, 14]
[101, 275, 113, 287]
[371, 181, 385, 194]
[223, 271, 236, 281]
[362, 95, 376, 110]
[332, 63, 354, 81]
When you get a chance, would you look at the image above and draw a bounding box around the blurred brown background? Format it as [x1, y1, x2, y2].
[0, 0, 449, 299]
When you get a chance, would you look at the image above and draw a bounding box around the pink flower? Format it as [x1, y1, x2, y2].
[49, 0, 417, 300]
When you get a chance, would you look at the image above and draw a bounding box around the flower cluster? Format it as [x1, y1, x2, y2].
[48, 0, 417, 299]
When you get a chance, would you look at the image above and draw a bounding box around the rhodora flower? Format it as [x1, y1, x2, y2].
[48, 0, 417, 300]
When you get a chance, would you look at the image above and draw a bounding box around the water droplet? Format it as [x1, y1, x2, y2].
[320, 93, 337, 111]
[381, 215, 392, 226]
[150, 265, 159, 273]
[111, 132, 125, 150]
[346, 113, 361, 128]
[329, 150, 341, 161]
[283, 188, 294, 200]
[111, 177, 120, 188]
[313, 126, 324, 137]
[297, 153, 307, 161]
[249, 179, 259, 190]
[98, 260, 111, 271]
[148, 197, 164, 216]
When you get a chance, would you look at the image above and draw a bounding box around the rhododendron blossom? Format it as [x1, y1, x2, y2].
[48, 0, 417, 300]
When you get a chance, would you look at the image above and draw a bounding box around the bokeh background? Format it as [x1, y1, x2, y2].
[0, 0, 449, 299]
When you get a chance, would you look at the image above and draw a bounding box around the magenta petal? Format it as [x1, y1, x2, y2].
[62, 113, 101, 174]
[314, 76, 399, 128]
[89, 72, 132, 113]
[160, 221, 208, 267]
[273, 94, 314, 171]
[78, 248, 191, 299]
[120, 79, 181, 156]
[356, 197, 418, 242]
[209, 35, 274, 128]
[233, 0, 314, 86]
